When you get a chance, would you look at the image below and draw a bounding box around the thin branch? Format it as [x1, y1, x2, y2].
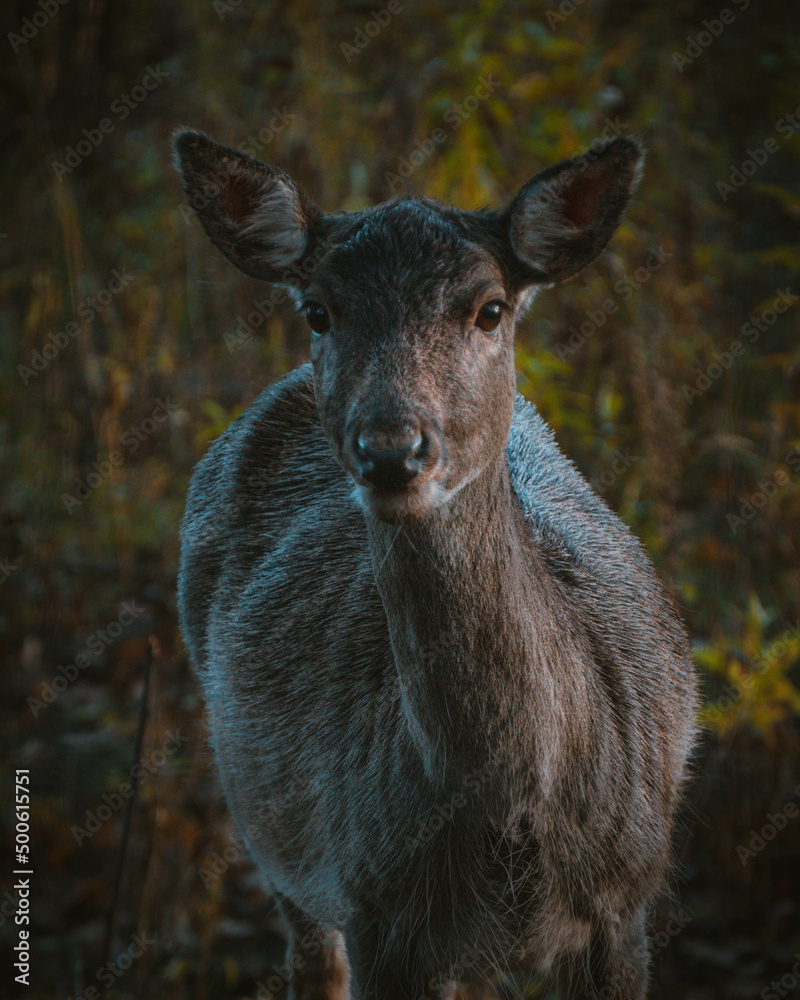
[101, 633, 155, 966]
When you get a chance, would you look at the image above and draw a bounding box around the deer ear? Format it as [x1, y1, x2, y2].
[506, 136, 644, 284]
[172, 129, 320, 283]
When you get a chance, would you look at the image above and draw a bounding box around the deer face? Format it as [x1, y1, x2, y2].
[301, 201, 521, 523]
[174, 130, 643, 523]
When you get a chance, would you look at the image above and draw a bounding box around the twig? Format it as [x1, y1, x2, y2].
[101, 633, 155, 966]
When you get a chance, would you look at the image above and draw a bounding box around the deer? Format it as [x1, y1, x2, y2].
[173, 127, 698, 1000]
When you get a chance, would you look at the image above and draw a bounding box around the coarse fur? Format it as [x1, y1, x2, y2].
[173, 128, 698, 1000]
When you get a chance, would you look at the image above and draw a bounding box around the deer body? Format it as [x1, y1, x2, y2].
[175, 131, 697, 1000]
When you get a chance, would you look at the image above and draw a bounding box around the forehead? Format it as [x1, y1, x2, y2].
[312, 200, 506, 305]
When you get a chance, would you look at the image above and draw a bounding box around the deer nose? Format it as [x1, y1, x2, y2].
[352, 423, 436, 489]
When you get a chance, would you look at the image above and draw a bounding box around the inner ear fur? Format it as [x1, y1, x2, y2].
[506, 136, 645, 284]
[172, 129, 321, 283]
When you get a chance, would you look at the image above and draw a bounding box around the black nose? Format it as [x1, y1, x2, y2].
[352, 424, 433, 489]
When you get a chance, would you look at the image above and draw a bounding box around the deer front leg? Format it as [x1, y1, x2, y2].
[274, 895, 350, 1000]
[345, 916, 456, 1000]
[557, 907, 648, 1000]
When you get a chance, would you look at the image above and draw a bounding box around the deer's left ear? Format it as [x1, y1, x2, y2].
[506, 136, 644, 284]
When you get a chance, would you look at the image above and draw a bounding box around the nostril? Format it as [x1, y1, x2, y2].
[414, 427, 440, 467]
[355, 433, 372, 460]
[408, 432, 424, 462]
[351, 424, 435, 489]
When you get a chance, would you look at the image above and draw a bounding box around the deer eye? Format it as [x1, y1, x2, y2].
[475, 300, 505, 333]
[304, 302, 331, 335]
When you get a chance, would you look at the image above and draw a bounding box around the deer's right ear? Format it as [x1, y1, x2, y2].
[172, 129, 320, 283]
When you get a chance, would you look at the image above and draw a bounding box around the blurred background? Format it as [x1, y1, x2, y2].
[2, 1, 799, 997]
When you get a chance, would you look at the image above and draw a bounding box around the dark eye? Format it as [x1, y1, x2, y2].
[475, 300, 505, 333]
[304, 302, 330, 335]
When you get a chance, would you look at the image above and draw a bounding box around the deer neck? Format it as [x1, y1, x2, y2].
[364, 448, 563, 784]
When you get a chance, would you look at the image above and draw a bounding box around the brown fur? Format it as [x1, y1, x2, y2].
[173, 129, 698, 1000]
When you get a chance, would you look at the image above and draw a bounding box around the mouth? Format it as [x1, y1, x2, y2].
[351, 479, 445, 524]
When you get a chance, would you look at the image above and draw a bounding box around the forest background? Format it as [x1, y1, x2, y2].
[2, 0, 800, 997]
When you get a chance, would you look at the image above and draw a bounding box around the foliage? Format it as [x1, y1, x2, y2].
[2, 1, 800, 997]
